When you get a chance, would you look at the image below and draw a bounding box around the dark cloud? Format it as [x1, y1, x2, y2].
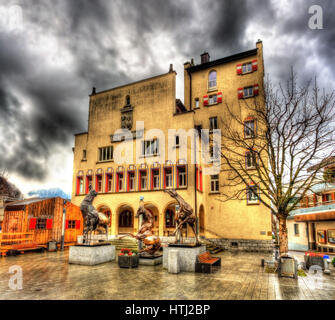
[0, 0, 334, 185]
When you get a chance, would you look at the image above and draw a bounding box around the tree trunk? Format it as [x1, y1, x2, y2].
[278, 215, 288, 255]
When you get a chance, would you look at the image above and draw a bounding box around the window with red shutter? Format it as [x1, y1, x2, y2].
[253, 84, 259, 96]
[203, 95, 209, 106]
[252, 59, 258, 71]
[217, 92, 223, 103]
[238, 88, 244, 99]
[76, 220, 81, 230]
[46, 219, 53, 230]
[29, 218, 37, 230]
[236, 64, 242, 75]
[65, 220, 69, 229]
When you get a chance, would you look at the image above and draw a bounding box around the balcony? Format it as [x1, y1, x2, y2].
[291, 200, 335, 215]
[291, 200, 335, 222]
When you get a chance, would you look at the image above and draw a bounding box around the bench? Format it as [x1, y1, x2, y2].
[195, 251, 221, 273]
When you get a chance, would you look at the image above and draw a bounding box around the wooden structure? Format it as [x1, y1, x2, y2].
[1, 197, 83, 256]
[195, 251, 221, 273]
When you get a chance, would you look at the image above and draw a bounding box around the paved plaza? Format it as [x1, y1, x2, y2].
[0, 250, 334, 300]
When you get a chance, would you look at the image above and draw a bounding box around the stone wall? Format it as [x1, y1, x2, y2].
[160, 236, 273, 253]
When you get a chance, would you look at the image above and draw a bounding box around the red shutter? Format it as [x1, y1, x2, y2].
[116, 174, 119, 192]
[127, 172, 130, 192]
[236, 64, 242, 75]
[95, 175, 98, 192]
[203, 95, 209, 106]
[200, 170, 203, 192]
[238, 88, 244, 99]
[76, 177, 80, 195]
[105, 175, 108, 193]
[252, 59, 258, 71]
[65, 220, 69, 229]
[217, 92, 223, 103]
[253, 84, 259, 96]
[46, 219, 53, 230]
[75, 220, 81, 230]
[85, 177, 89, 194]
[29, 218, 37, 230]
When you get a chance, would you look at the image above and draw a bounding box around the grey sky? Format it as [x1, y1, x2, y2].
[0, 0, 334, 195]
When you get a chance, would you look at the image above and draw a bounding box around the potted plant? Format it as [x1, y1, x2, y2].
[118, 248, 139, 268]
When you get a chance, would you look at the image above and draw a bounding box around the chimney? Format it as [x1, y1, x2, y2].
[169, 64, 173, 73]
[200, 52, 210, 64]
[91, 87, 96, 95]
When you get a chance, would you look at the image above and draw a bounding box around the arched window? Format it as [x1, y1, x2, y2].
[126, 95, 130, 106]
[119, 210, 133, 227]
[208, 70, 217, 89]
[165, 209, 175, 228]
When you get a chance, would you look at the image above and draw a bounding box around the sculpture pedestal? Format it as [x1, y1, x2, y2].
[69, 243, 115, 266]
[163, 244, 206, 272]
[139, 253, 163, 266]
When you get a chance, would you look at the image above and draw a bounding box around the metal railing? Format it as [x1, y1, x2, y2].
[291, 200, 335, 215]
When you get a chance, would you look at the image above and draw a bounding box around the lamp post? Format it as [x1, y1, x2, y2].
[61, 199, 67, 251]
[138, 196, 144, 251]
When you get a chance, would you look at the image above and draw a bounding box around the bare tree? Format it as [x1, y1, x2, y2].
[0, 169, 23, 200]
[217, 70, 335, 254]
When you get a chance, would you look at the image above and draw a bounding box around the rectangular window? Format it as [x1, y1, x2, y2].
[246, 151, 257, 169]
[96, 175, 102, 193]
[177, 166, 187, 188]
[294, 224, 299, 236]
[243, 87, 254, 98]
[242, 63, 252, 74]
[82, 150, 87, 160]
[165, 168, 173, 188]
[244, 120, 256, 138]
[210, 175, 219, 192]
[175, 135, 180, 148]
[209, 117, 218, 130]
[152, 170, 160, 190]
[99, 146, 113, 162]
[324, 193, 332, 204]
[142, 140, 159, 157]
[128, 172, 135, 191]
[209, 94, 217, 105]
[328, 230, 335, 244]
[67, 220, 76, 229]
[86, 176, 93, 193]
[106, 174, 113, 192]
[317, 230, 327, 244]
[140, 170, 148, 190]
[36, 218, 47, 230]
[247, 185, 259, 204]
[195, 98, 200, 109]
[117, 173, 124, 192]
[77, 177, 84, 194]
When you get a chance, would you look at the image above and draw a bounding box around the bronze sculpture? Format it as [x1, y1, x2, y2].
[80, 185, 109, 244]
[120, 205, 161, 255]
[164, 189, 200, 245]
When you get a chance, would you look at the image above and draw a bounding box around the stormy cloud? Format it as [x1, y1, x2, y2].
[0, 0, 334, 194]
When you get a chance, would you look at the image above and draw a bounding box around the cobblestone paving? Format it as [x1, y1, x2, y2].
[0, 250, 334, 300]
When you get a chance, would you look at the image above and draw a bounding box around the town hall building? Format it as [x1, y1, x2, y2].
[71, 40, 273, 252]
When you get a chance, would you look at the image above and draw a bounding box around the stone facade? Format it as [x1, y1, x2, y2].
[71, 40, 273, 245]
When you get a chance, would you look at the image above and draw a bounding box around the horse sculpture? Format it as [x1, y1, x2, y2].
[164, 189, 200, 245]
[80, 185, 109, 244]
[120, 205, 161, 255]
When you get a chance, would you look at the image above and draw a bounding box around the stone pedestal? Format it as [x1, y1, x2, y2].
[139, 254, 163, 266]
[69, 243, 115, 266]
[163, 244, 206, 272]
[168, 250, 180, 274]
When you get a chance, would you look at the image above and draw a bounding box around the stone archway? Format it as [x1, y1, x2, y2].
[144, 203, 160, 236]
[97, 205, 112, 229]
[117, 204, 134, 234]
[163, 202, 178, 237]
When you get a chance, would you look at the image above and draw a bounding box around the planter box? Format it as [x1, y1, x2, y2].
[118, 255, 139, 268]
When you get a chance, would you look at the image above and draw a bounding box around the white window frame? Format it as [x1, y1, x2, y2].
[208, 71, 217, 90]
[178, 166, 187, 187]
[210, 175, 219, 193]
[242, 63, 252, 74]
[244, 120, 255, 138]
[209, 94, 217, 105]
[118, 173, 124, 192]
[209, 117, 218, 130]
[153, 170, 160, 189]
[140, 170, 148, 190]
[165, 168, 173, 188]
[247, 185, 259, 204]
[129, 172, 135, 191]
[243, 87, 254, 98]
[142, 139, 159, 157]
[99, 146, 113, 162]
[246, 151, 257, 169]
[194, 98, 200, 109]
